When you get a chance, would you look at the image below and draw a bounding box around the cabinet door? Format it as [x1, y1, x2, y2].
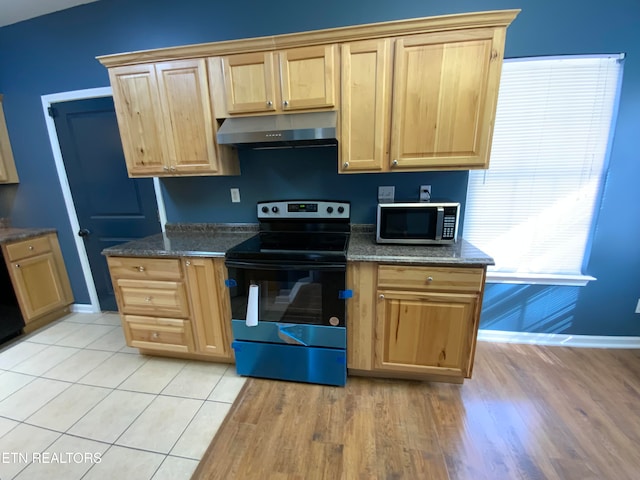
[184, 257, 231, 358]
[375, 291, 478, 378]
[156, 59, 222, 174]
[390, 29, 502, 170]
[8, 252, 72, 323]
[109, 64, 168, 176]
[340, 40, 392, 173]
[221, 52, 278, 114]
[278, 45, 337, 111]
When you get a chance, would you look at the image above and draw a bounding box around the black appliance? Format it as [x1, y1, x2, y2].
[0, 250, 25, 345]
[225, 200, 351, 386]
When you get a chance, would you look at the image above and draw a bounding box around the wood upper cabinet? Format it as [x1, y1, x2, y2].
[340, 39, 392, 173]
[390, 29, 504, 170]
[109, 59, 239, 177]
[216, 45, 338, 116]
[2, 233, 73, 327]
[0, 95, 19, 183]
[340, 27, 507, 173]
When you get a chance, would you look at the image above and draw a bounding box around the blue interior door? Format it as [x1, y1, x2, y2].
[52, 96, 161, 312]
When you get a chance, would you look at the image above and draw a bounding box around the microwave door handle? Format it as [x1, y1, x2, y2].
[435, 207, 444, 241]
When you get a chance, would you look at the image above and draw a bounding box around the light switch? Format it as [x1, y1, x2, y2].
[378, 186, 395, 203]
[230, 188, 241, 203]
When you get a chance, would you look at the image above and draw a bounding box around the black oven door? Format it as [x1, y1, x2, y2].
[225, 260, 346, 328]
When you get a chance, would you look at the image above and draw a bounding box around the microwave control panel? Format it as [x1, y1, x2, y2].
[443, 206, 458, 240]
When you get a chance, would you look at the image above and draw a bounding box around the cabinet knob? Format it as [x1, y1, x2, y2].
[170, 166, 176, 172]
[185, 260, 191, 266]
[379, 294, 385, 299]
[392, 159, 398, 166]
[343, 162, 349, 169]
[15, 264, 20, 268]
[28, 245, 34, 251]
[138, 266, 145, 272]
[145, 296, 152, 303]
[151, 332, 159, 340]
[283, 100, 289, 107]
[266, 100, 273, 107]
[427, 276, 433, 283]
[163, 166, 169, 171]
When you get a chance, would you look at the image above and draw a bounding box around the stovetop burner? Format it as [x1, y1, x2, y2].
[225, 200, 351, 264]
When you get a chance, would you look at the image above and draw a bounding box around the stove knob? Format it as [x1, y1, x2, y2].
[272, 206, 279, 213]
[261, 206, 269, 213]
[326, 206, 334, 214]
[337, 206, 345, 214]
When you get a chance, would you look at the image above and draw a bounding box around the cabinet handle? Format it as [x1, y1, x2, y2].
[427, 276, 433, 283]
[151, 332, 159, 340]
[283, 100, 289, 107]
[138, 266, 145, 272]
[266, 100, 273, 107]
[15, 264, 20, 268]
[379, 294, 385, 299]
[185, 260, 191, 266]
[343, 162, 349, 169]
[145, 296, 152, 302]
[392, 159, 398, 166]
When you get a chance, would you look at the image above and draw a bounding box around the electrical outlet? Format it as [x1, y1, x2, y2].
[635, 298, 640, 314]
[378, 186, 395, 203]
[419, 185, 432, 202]
[230, 188, 241, 203]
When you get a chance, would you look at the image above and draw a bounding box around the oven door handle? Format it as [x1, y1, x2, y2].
[224, 259, 346, 272]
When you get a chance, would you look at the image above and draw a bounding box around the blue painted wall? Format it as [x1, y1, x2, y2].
[0, 0, 638, 335]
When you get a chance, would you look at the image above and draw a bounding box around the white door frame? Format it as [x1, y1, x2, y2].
[41, 87, 167, 313]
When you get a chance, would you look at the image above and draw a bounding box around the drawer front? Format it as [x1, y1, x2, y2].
[107, 256, 183, 280]
[116, 278, 190, 318]
[5, 235, 51, 261]
[377, 265, 484, 293]
[124, 315, 195, 353]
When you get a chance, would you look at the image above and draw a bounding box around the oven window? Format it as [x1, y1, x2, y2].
[381, 208, 437, 239]
[226, 266, 345, 326]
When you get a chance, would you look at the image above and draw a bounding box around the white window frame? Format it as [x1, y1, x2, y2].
[465, 54, 624, 287]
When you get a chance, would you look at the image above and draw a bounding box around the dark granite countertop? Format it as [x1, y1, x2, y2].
[0, 227, 57, 244]
[102, 223, 493, 266]
[347, 231, 494, 266]
[102, 224, 257, 258]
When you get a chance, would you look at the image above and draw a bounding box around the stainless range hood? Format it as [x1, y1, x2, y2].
[216, 111, 337, 149]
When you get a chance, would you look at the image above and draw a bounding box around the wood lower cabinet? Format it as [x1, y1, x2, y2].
[0, 95, 19, 183]
[107, 255, 232, 360]
[1, 233, 73, 332]
[109, 59, 239, 178]
[347, 262, 486, 383]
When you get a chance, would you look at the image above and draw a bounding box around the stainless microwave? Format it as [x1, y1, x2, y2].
[376, 202, 460, 245]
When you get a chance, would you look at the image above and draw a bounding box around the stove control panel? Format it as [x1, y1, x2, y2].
[257, 201, 350, 219]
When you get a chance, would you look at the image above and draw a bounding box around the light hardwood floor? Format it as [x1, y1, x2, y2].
[193, 341, 640, 479]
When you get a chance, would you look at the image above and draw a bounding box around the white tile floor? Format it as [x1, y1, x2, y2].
[0, 312, 246, 480]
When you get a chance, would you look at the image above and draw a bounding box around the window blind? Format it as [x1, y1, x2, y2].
[465, 55, 622, 279]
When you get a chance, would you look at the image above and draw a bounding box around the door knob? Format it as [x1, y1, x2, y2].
[78, 228, 90, 237]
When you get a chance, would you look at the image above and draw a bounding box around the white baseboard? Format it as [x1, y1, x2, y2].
[477, 329, 640, 349]
[70, 304, 101, 314]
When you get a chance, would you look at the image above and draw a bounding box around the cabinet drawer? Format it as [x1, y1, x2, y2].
[124, 315, 195, 353]
[107, 257, 183, 280]
[116, 278, 190, 318]
[377, 265, 484, 293]
[5, 235, 51, 261]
